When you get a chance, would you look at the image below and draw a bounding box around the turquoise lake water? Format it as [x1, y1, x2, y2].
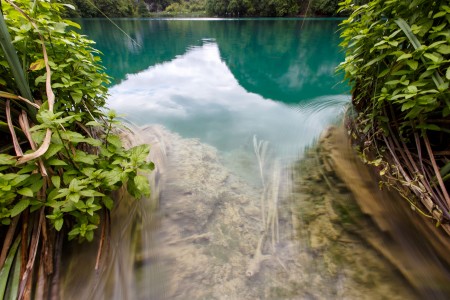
[79, 18, 349, 159]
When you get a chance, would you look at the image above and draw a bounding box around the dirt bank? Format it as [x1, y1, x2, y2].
[319, 125, 450, 299]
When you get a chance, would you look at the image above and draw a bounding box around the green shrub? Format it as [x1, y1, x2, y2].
[0, 0, 153, 243]
[338, 0, 450, 224]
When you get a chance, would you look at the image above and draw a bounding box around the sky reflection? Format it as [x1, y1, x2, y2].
[108, 43, 349, 159]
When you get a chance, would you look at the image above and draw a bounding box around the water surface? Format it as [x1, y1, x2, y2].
[61, 19, 421, 299]
[79, 18, 348, 159]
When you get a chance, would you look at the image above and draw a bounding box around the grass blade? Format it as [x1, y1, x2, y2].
[0, 235, 21, 298]
[5, 248, 21, 300]
[0, 11, 33, 102]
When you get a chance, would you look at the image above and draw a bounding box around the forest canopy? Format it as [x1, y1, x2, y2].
[61, 0, 343, 18]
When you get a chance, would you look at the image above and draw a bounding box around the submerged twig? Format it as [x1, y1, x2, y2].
[246, 233, 270, 277]
[254, 135, 268, 226]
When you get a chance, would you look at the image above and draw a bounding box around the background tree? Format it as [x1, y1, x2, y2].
[309, 0, 340, 16]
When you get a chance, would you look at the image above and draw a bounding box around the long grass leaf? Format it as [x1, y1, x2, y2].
[0, 235, 21, 298]
[440, 161, 450, 177]
[5, 248, 21, 300]
[0, 11, 33, 102]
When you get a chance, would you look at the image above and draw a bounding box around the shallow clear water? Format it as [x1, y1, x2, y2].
[60, 19, 425, 299]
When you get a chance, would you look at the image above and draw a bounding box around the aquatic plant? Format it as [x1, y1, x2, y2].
[0, 0, 153, 297]
[338, 0, 450, 232]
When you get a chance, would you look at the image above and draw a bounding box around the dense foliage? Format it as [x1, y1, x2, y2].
[206, 0, 299, 17]
[0, 1, 154, 296]
[62, 0, 343, 17]
[63, 0, 152, 17]
[339, 0, 450, 229]
[164, 0, 206, 15]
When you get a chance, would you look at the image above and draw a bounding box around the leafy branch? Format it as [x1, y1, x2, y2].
[0, 0, 154, 298]
[338, 0, 450, 233]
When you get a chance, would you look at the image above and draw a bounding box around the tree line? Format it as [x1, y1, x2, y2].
[62, 0, 342, 18]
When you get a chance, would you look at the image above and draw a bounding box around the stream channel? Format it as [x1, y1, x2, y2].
[60, 19, 449, 299]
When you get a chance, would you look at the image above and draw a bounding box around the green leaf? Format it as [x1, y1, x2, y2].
[10, 199, 30, 217]
[68, 193, 80, 203]
[433, 11, 446, 18]
[377, 68, 390, 78]
[29, 200, 44, 212]
[17, 163, 37, 174]
[73, 150, 96, 165]
[83, 138, 102, 147]
[55, 218, 64, 231]
[86, 230, 94, 242]
[406, 60, 418, 70]
[70, 91, 83, 103]
[29, 59, 45, 71]
[44, 144, 64, 159]
[0, 154, 15, 165]
[86, 121, 101, 127]
[17, 188, 33, 197]
[129, 144, 150, 162]
[79, 190, 104, 197]
[141, 161, 155, 171]
[437, 82, 449, 92]
[0, 235, 21, 297]
[102, 170, 122, 186]
[416, 124, 441, 131]
[406, 85, 418, 93]
[68, 227, 80, 240]
[28, 174, 43, 193]
[10, 175, 29, 187]
[440, 161, 450, 177]
[437, 45, 450, 54]
[397, 53, 412, 61]
[395, 18, 421, 49]
[401, 102, 415, 111]
[423, 53, 440, 62]
[107, 135, 122, 149]
[364, 55, 385, 67]
[51, 176, 61, 189]
[134, 175, 150, 197]
[47, 159, 67, 166]
[385, 80, 400, 85]
[102, 196, 114, 210]
[446, 67, 450, 80]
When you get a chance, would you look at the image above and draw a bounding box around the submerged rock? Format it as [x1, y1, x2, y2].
[61, 124, 443, 300]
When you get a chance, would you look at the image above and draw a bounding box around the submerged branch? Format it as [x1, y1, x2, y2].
[246, 233, 270, 277]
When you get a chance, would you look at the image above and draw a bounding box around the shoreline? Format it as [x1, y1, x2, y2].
[318, 125, 450, 298]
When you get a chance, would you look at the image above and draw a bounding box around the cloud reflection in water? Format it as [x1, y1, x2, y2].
[108, 42, 349, 159]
